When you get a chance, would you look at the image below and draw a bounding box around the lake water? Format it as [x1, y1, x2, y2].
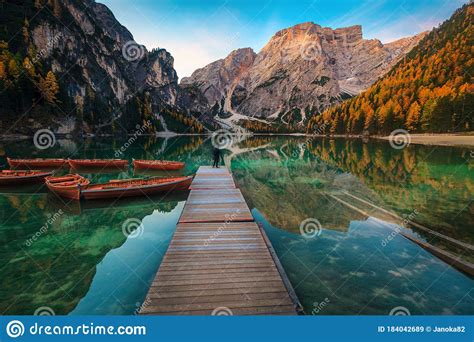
[0, 135, 472, 315]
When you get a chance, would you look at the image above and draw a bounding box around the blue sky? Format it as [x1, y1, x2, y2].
[100, 0, 467, 78]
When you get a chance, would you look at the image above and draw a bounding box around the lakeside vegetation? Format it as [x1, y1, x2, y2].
[306, 4, 473, 135]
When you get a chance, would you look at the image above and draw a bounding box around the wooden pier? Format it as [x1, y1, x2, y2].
[140, 166, 301, 315]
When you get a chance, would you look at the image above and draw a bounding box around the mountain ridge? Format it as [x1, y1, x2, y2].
[306, 3, 473, 135]
[0, 0, 207, 135]
[182, 21, 426, 128]
[0, 0, 468, 136]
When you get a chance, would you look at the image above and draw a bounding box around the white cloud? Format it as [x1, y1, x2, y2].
[137, 28, 242, 79]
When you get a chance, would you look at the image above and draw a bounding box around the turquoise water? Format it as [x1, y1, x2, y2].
[0, 136, 472, 315]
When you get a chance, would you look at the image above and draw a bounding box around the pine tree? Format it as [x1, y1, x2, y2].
[420, 99, 436, 132]
[307, 3, 474, 134]
[22, 19, 30, 43]
[8, 59, 20, 79]
[405, 101, 421, 131]
[52, 0, 62, 18]
[0, 61, 6, 80]
[22, 57, 35, 77]
[38, 71, 59, 103]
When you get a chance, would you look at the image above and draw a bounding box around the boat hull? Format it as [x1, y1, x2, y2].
[46, 184, 82, 200]
[69, 159, 128, 169]
[81, 176, 192, 200]
[0, 170, 53, 185]
[133, 160, 185, 171]
[45, 174, 90, 200]
[7, 158, 68, 169]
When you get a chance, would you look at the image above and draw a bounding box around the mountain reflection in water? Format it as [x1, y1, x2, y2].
[0, 135, 472, 315]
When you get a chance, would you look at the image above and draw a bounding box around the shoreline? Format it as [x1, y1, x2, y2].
[1, 132, 473, 147]
[375, 134, 474, 147]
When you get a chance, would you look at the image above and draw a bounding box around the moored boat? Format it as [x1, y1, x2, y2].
[133, 159, 185, 171]
[7, 157, 68, 169]
[45, 174, 90, 200]
[81, 176, 193, 200]
[69, 159, 129, 169]
[0, 170, 53, 185]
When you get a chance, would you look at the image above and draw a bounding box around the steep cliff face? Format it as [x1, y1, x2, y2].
[0, 1, 433, 135]
[308, 3, 473, 135]
[0, 0, 199, 135]
[182, 22, 425, 123]
[180, 48, 256, 110]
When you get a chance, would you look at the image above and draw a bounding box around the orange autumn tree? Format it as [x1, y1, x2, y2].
[307, 3, 473, 135]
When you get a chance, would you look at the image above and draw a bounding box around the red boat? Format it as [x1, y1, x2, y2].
[69, 159, 129, 169]
[7, 157, 68, 169]
[80, 176, 193, 200]
[133, 159, 185, 171]
[0, 170, 53, 185]
[45, 174, 90, 200]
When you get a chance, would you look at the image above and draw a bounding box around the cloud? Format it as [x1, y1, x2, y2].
[138, 27, 242, 79]
[100, 0, 467, 77]
[110, 1, 249, 79]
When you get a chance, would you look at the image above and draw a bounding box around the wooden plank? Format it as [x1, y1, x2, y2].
[189, 166, 236, 190]
[154, 269, 279, 281]
[140, 166, 298, 315]
[147, 286, 288, 299]
[159, 262, 275, 270]
[141, 306, 297, 316]
[157, 266, 277, 275]
[179, 189, 253, 223]
[140, 298, 294, 314]
[151, 274, 283, 286]
[148, 292, 291, 305]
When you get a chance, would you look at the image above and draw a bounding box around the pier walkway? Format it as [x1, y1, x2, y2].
[140, 166, 300, 315]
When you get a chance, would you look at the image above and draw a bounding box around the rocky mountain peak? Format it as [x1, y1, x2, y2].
[183, 22, 426, 121]
[270, 22, 363, 45]
[89, 2, 134, 45]
[180, 47, 256, 107]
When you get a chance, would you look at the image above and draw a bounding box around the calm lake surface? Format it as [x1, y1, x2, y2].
[0, 136, 472, 315]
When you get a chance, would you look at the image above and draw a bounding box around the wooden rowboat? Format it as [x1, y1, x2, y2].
[69, 159, 128, 169]
[81, 176, 193, 200]
[133, 159, 185, 171]
[0, 170, 53, 185]
[45, 174, 90, 200]
[7, 157, 68, 169]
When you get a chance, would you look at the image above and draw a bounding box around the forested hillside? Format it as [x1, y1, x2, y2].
[0, 0, 206, 135]
[307, 3, 473, 135]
